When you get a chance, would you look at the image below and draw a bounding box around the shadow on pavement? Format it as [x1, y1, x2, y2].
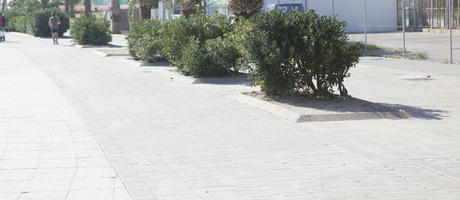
[193, 73, 252, 86]
[256, 95, 447, 120]
[140, 61, 172, 67]
[378, 103, 446, 120]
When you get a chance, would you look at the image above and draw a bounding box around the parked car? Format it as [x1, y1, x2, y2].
[263, 3, 305, 14]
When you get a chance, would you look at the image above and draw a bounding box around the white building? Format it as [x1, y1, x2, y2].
[263, 0, 398, 33]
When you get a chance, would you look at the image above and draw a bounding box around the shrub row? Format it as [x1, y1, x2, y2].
[128, 13, 240, 77]
[127, 19, 164, 62]
[4, 9, 69, 37]
[71, 17, 112, 45]
[128, 10, 360, 97]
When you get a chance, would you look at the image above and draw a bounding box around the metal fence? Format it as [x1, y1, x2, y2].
[397, 0, 460, 29]
[349, 0, 458, 64]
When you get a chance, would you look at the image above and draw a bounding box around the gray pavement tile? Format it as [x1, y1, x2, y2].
[2, 32, 460, 200]
[17, 191, 68, 200]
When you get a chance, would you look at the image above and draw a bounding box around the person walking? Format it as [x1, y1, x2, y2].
[48, 12, 61, 45]
[0, 13, 6, 42]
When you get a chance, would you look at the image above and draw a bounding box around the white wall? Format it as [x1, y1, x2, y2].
[332, 0, 397, 33]
[263, 0, 398, 33]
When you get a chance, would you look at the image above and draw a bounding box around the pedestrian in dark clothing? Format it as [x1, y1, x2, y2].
[0, 13, 6, 42]
[48, 12, 61, 45]
[0, 13, 6, 29]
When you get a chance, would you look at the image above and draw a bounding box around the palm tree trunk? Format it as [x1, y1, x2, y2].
[65, 0, 70, 16]
[111, 0, 121, 33]
[140, 4, 151, 19]
[70, 5, 76, 17]
[203, 0, 207, 13]
[1, 0, 7, 12]
[139, 0, 158, 20]
[84, 0, 92, 17]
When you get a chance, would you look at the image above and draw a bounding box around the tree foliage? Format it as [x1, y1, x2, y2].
[71, 16, 112, 45]
[246, 10, 360, 97]
[180, 0, 201, 18]
[139, 0, 158, 19]
[229, 0, 263, 19]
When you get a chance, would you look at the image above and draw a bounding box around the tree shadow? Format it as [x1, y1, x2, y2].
[139, 61, 172, 67]
[376, 103, 446, 120]
[37, 35, 72, 39]
[193, 73, 252, 86]
[259, 95, 446, 120]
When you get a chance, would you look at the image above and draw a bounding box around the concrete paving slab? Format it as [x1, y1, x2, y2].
[236, 92, 411, 122]
[2, 32, 460, 200]
[0, 33, 133, 200]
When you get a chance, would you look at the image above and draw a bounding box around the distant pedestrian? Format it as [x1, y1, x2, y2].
[0, 13, 6, 42]
[0, 13, 6, 31]
[48, 12, 61, 45]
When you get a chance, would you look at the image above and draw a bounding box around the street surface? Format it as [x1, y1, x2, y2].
[1, 32, 460, 200]
[349, 31, 460, 64]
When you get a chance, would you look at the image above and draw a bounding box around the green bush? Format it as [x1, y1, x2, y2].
[246, 10, 360, 97]
[160, 13, 234, 76]
[3, 10, 22, 31]
[3, 9, 69, 36]
[126, 12, 242, 77]
[127, 19, 165, 62]
[8, 15, 32, 33]
[159, 18, 192, 62]
[4, 10, 30, 33]
[171, 36, 239, 77]
[204, 37, 241, 74]
[29, 9, 70, 37]
[178, 38, 228, 77]
[71, 17, 112, 45]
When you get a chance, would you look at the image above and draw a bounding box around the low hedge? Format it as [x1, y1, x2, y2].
[127, 19, 165, 62]
[71, 17, 112, 45]
[7, 15, 32, 33]
[4, 9, 69, 37]
[161, 13, 234, 76]
[128, 11, 359, 97]
[30, 9, 70, 37]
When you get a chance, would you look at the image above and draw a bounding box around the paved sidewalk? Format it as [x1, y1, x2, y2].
[0, 36, 132, 200]
[2, 32, 460, 200]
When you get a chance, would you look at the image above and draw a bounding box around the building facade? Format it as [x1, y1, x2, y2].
[263, 0, 398, 33]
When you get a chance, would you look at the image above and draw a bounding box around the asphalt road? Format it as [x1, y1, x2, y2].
[349, 31, 460, 64]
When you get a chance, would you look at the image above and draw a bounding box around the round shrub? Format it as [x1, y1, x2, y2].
[8, 15, 32, 33]
[3, 8, 69, 36]
[127, 19, 165, 62]
[159, 13, 234, 76]
[3, 10, 23, 31]
[179, 38, 228, 77]
[246, 10, 360, 97]
[205, 37, 241, 74]
[29, 9, 70, 37]
[71, 17, 112, 45]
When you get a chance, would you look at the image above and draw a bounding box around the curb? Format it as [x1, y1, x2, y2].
[92, 49, 130, 57]
[8, 32, 35, 38]
[233, 94, 411, 123]
[117, 57, 143, 67]
[92, 50, 108, 57]
[297, 110, 411, 123]
[232, 94, 301, 122]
